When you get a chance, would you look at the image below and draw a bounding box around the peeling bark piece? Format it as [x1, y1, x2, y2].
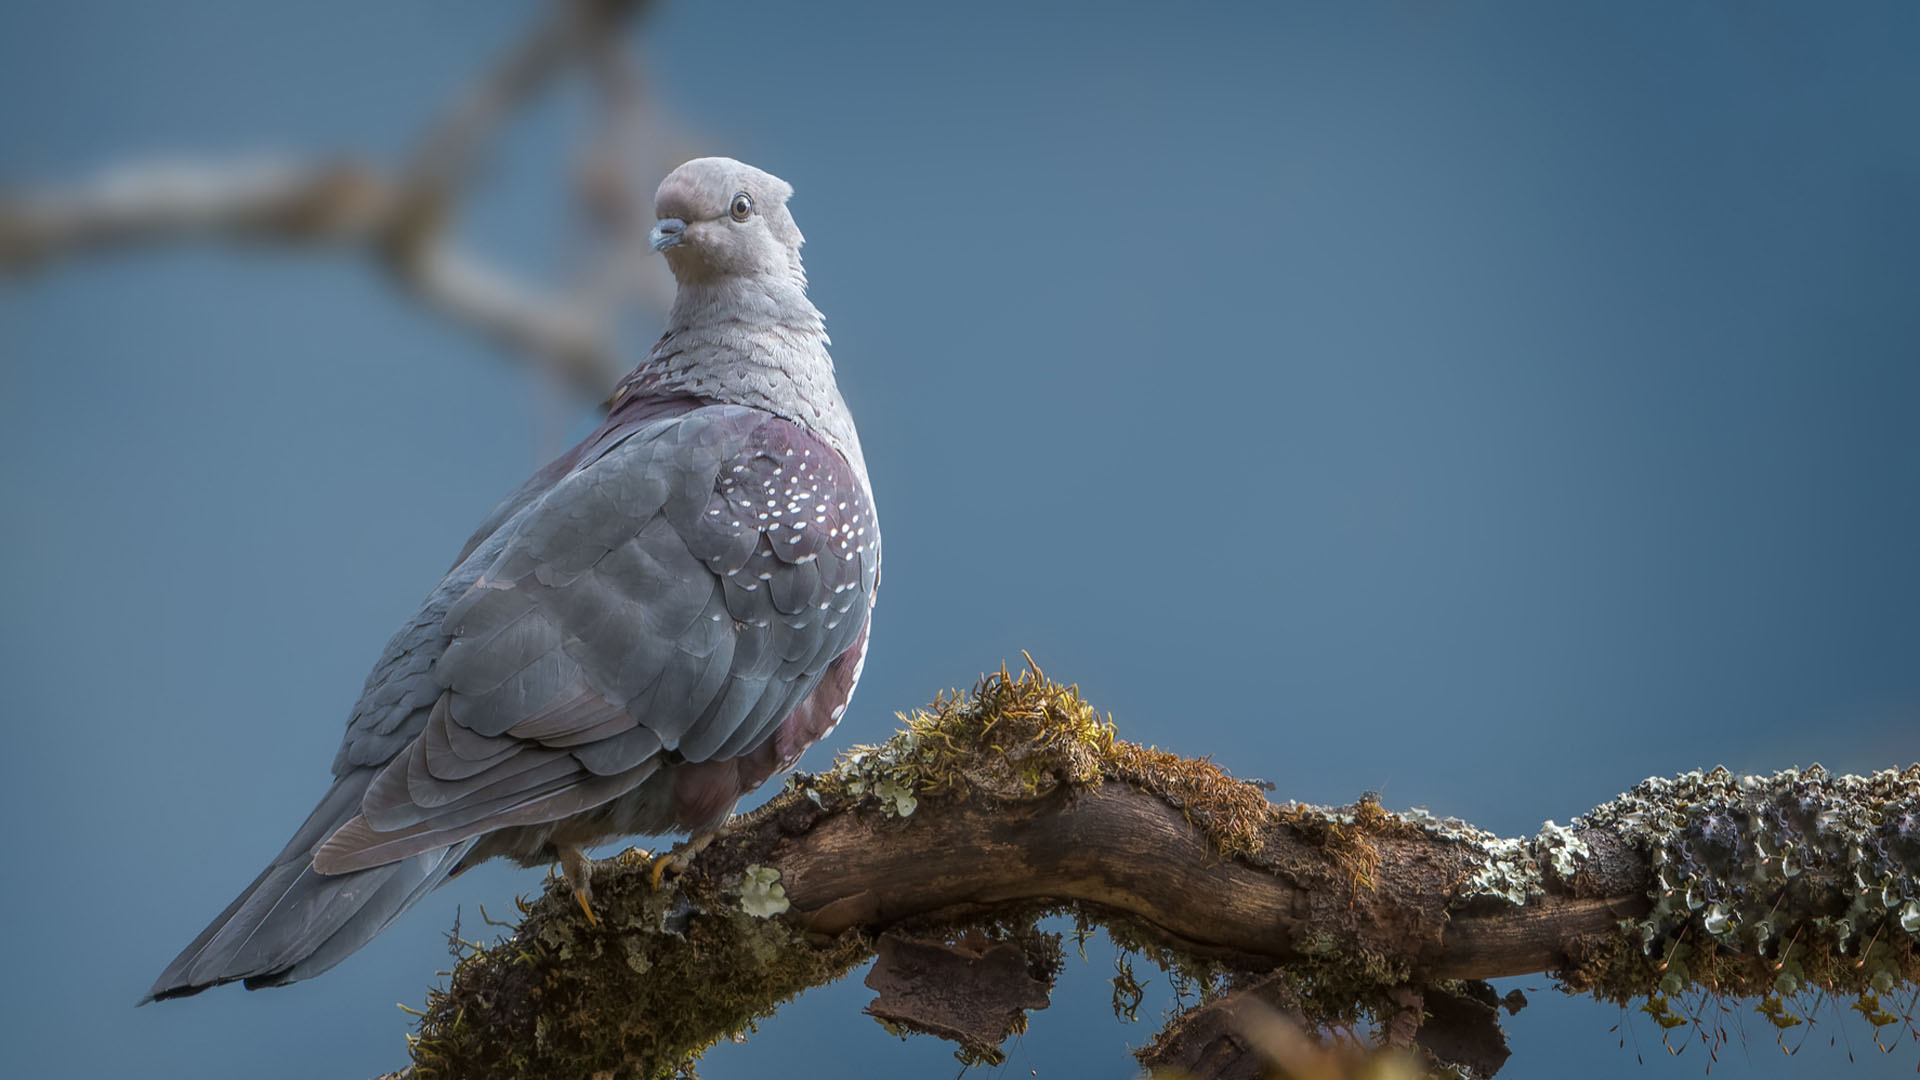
[1139, 974, 1422, 1080]
[863, 931, 1053, 1062]
[1414, 981, 1513, 1079]
[1137, 974, 1305, 1080]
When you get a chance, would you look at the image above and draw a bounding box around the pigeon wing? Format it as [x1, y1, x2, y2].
[313, 404, 877, 873]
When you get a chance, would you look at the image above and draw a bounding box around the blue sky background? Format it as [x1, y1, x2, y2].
[3, 2, 1917, 1077]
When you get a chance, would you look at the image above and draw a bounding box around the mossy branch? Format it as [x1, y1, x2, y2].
[392, 664, 1920, 1080]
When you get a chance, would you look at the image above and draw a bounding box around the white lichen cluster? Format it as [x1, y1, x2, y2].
[1578, 764, 1920, 972]
[1395, 808, 1594, 906]
[834, 739, 921, 817]
[737, 864, 791, 918]
[1464, 835, 1542, 905]
[1535, 819, 1591, 882]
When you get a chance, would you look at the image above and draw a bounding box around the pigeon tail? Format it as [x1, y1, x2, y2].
[142, 769, 470, 1002]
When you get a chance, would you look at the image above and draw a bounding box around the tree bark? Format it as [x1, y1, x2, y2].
[391, 665, 1920, 1079]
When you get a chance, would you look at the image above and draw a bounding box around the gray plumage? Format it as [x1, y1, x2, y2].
[147, 158, 879, 1000]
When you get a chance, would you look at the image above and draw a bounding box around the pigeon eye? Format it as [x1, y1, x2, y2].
[729, 192, 754, 222]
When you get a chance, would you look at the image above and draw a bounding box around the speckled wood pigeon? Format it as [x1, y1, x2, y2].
[146, 158, 879, 1000]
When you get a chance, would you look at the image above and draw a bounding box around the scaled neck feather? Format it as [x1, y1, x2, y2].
[613, 272, 867, 486]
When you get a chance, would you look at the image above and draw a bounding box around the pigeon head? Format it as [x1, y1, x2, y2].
[637, 157, 858, 477]
[650, 157, 804, 284]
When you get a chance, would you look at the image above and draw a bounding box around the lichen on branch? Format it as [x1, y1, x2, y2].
[394, 664, 1920, 1080]
[1561, 764, 1920, 1039]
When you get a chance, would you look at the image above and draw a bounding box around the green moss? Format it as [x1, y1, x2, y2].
[422, 663, 1880, 1075]
[835, 664, 1434, 1033]
[1273, 795, 1405, 897]
[823, 659, 1274, 857]
[815, 663, 1450, 1046]
[822, 658, 1109, 807]
[408, 863, 871, 1080]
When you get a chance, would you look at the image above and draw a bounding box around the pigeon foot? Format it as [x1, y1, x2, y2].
[559, 845, 598, 927]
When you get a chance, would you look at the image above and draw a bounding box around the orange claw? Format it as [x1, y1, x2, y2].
[559, 846, 598, 925]
[648, 830, 717, 889]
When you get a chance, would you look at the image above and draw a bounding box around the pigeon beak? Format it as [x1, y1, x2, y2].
[648, 218, 687, 252]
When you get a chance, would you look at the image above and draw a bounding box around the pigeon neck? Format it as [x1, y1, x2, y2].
[617, 275, 868, 485]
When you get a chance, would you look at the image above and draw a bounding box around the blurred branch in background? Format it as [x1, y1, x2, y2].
[0, 0, 691, 402]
